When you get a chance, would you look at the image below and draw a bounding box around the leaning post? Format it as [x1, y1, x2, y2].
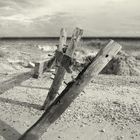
[33, 28, 67, 78]
[42, 27, 83, 110]
[18, 40, 122, 140]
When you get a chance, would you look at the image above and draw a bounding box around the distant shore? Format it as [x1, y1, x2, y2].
[1, 36, 140, 40]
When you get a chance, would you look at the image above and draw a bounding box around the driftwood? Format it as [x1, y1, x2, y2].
[41, 28, 67, 109]
[42, 27, 83, 110]
[0, 57, 54, 93]
[0, 57, 55, 93]
[0, 29, 66, 94]
[33, 62, 44, 78]
[33, 28, 67, 79]
[33, 56, 56, 78]
[43, 56, 55, 72]
[18, 40, 122, 140]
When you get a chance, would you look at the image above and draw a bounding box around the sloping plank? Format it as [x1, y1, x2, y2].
[18, 40, 122, 140]
[42, 28, 83, 110]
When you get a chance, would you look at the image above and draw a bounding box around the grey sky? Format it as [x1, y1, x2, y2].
[0, 0, 140, 36]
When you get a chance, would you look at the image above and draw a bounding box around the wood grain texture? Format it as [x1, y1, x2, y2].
[33, 62, 44, 78]
[41, 28, 67, 110]
[18, 40, 122, 140]
[33, 55, 57, 79]
[42, 28, 83, 110]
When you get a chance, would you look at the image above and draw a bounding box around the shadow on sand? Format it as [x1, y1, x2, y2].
[19, 85, 50, 90]
[0, 97, 42, 110]
[0, 119, 21, 140]
[0, 70, 33, 94]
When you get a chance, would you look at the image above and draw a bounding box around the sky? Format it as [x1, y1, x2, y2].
[0, 0, 140, 37]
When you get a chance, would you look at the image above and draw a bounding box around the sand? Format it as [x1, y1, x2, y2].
[0, 44, 139, 140]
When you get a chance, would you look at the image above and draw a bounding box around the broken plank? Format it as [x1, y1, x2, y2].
[18, 40, 122, 140]
[33, 62, 44, 78]
[42, 27, 83, 110]
[33, 28, 67, 78]
[41, 28, 67, 109]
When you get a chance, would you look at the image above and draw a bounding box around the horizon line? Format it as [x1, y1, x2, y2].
[1, 36, 140, 39]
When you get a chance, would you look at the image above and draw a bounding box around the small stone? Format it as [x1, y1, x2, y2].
[28, 62, 35, 68]
[2, 128, 6, 131]
[136, 118, 140, 121]
[50, 69, 55, 72]
[80, 124, 84, 127]
[48, 54, 53, 56]
[116, 136, 124, 140]
[120, 126, 124, 130]
[99, 129, 105, 132]
[50, 75, 54, 79]
[130, 136, 134, 139]
[113, 101, 120, 105]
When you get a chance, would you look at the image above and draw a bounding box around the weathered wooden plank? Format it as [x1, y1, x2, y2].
[55, 28, 67, 66]
[33, 62, 44, 78]
[34, 57, 55, 78]
[42, 56, 55, 72]
[18, 40, 122, 140]
[33, 28, 67, 78]
[66, 28, 83, 57]
[42, 27, 83, 110]
[33, 55, 56, 79]
[41, 28, 67, 109]
[58, 28, 67, 51]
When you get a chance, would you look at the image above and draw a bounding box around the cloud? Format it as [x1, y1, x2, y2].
[0, 0, 106, 19]
[0, 14, 33, 23]
[0, 0, 140, 36]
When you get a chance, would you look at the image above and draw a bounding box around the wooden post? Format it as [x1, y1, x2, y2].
[33, 62, 45, 78]
[41, 27, 83, 110]
[18, 40, 122, 140]
[33, 28, 66, 78]
[58, 28, 67, 51]
[43, 56, 55, 72]
[55, 28, 67, 66]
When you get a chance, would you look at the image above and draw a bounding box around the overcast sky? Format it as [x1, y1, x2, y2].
[0, 0, 140, 37]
